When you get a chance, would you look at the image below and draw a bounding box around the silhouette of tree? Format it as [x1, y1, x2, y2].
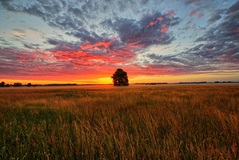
[111, 68, 129, 86]
[0, 81, 5, 87]
[14, 82, 22, 87]
[27, 83, 32, 87]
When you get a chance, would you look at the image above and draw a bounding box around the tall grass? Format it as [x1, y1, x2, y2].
[0, 84, 239, 159]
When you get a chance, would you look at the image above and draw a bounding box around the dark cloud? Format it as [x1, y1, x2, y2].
[197, 2, 239, 43]
[47, 39, 61, 46]
[12, 28, 25, 32]
[1, 0, 179, 44]
[44, 11, 181, 68]
[145, 1, 239, 74]
[104, 12, 180, 47]
[68, 7, 83, 17]
[179, 39, 239, 72]
[140, 0, 149, 5]
[0, 0, 17, 11]
[0, 47, 32, 75]
[0, 47, 76, 76]
[227, 1, 239, 13]
[184, 41, 238, 64]
[1, 0, 83, 31]
[59, 11, 181, 60]
[207, 10, 224, 23]
[47, 38, 81, 53]
[0, 37, 10, 46]
[146, 41, 238, 74]
[185, 0, 200, 5]
[1, 0, 183, 76]
[1, 0, 237, 77]
[67, 28, 110, 44]
[23, 43, 39, 49]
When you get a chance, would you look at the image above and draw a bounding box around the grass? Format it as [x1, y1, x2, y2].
[0, 84, 239, 159]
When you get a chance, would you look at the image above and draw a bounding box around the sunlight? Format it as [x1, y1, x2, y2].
[97, 77, 112, 84]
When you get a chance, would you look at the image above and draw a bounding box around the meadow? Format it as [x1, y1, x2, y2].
[0, 84, 239, 159]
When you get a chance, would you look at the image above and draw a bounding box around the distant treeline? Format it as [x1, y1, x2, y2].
[133, 81, 239, 85]
[135, 83, 168, 85]
[179, 82, 207, 84]
[0, 81, 77, 87]
[179, 81, 238, 84]
[45, 84, 77, 86]
[1, 81, 239, 88]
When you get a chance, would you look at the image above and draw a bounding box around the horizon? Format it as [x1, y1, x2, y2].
[1, 79, 238, 86]
[0, 0, 239, 84]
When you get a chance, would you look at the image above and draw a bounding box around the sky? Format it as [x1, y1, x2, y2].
[0, 0, 238, 84]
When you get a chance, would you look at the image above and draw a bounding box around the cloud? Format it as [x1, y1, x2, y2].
[10, 28, 26, 38]
[207, 10, 224, 23]
[185, 0, 200, 5]
[38, 6, 181, 75]
[1, 0, 84, 32]
[1, 0, 180, 44]
[47, 38, 81, 52]
[227, 1, 239, 13]
[197, 2, 239, 43]
[23, 43, 40, 49]
[0, 37, 11, 46]
[189, 10, 204, 19]
[104, 11, 180, 48]
[1, 0, 181, 64]
[0, 35, 138, 77]
[47, 37, 136, 63]
[42, 9, 181, 75]
[144, 1, 239, 74]
[0, 0, 17, 11]
[0, 47, 79, 76]
[1, 0, 237, 78]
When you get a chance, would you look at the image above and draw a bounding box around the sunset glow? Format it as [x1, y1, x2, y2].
[0, 0, 238, 84]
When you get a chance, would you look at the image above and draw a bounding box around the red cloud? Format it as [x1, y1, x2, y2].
[190, 10, 204, 19]
[16, 49, 55, 64]
[233, 28, 239, 34]
[190, 11, 197, 16]
[80, 41, 111, 50]
[197, 13, 204, 19]
[50, 39, 138, 70]
[218, 52, 239, 64]
[160, 24, 169, 33]
[146, 16, 164, 28]
[147, 21, 157, 27]
[166, 11, 175, 18]
[157, 17, 163, 21]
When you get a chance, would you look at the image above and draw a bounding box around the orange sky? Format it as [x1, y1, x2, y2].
[2, 70, 239, 85]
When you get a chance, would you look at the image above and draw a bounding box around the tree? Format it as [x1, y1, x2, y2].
[14, 82, 22, 87]
[111, 68, 129, 86]
[0, 81, 5, 87]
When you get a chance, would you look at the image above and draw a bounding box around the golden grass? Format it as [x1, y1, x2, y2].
[0, 84, 239, 159]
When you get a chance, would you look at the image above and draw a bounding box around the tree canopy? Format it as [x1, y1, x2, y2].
[0, 81, 5, 87]
[111, 68, 129, 86]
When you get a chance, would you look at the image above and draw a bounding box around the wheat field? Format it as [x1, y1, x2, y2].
[0, 84, 239, 159]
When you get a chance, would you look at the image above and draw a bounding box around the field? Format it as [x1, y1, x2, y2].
[0, 84, 239, 159]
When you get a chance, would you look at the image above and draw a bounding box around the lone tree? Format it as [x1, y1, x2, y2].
[111, 68, 129, 86]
